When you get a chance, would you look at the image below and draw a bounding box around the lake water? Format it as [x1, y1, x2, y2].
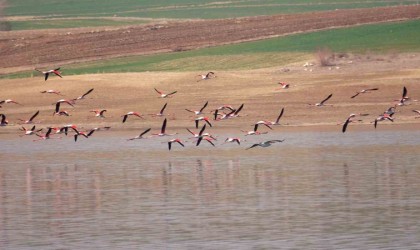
[0, 130, 420, 249]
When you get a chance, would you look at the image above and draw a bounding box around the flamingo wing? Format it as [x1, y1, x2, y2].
[161, 118, 167, 133]
[140, 128, 151, 137]
[200, 101, 209, 112]
[29, 110, 40, 121]
[320, 94, 333, 105]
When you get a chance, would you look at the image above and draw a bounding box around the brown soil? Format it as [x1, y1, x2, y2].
[1, 5, 420, 73]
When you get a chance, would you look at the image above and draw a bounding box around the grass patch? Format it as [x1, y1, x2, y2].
[5, 0, 419, 19]
[2, 19, 420, 79]
[9, 18, 148, 30]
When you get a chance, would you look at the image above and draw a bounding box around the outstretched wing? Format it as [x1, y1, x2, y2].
[82, 88, 94, 98]
[29, 110, 40, 121]
[320, 94, 333, 105]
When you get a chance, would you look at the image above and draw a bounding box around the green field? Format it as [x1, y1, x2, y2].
[5, 0, 419, 19]
[9, 18, 148, 30]
[3, 18, 420, 79]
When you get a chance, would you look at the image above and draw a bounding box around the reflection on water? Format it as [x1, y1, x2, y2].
[1, 131, 420, 249]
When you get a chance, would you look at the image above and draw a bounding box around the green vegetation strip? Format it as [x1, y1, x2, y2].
[6, 0, 419, 19]
[2, 19, 420, 79]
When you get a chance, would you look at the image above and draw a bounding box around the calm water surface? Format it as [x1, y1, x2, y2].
[0, 131, 420, 249]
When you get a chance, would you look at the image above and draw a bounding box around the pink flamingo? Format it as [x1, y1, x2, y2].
[351, 88, 378, 98]
[153, 118, 177, 137]
[122, 112, 144, 123]
[267, 108, 285, 125]
[185, 101, 208, 115]
[168, 139, 185, 150]
[276, 82, 290, 89]
[412, 110, 420, 118]
[241, 124, 268, 136]
[149, 103, 169, 117]
[40, 90, 63, 95]
[342, 114, 357, 133]
[35, 68, 63, 81]
[19, 125, 42, 136]
[73, 88, 94, 101]
[90, 109, 107, 118]
[154, 88, 177, 98]
[223, 138, 241, 145]
[73, 128, 96, 142]
[197, 72, 215, 82]
[18, 110, 40, 124]
[33, 127, 61, 141]
[308, 94, 333, 106]
[127, 128, 151, 141]
[195, 116, 212, 128]
[0, 99, 22, 105]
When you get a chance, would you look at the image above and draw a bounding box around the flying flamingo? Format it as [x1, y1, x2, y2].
[90, 109, 107, 118]
[19, 125, 42, 136]
[197, 72, 215, 82]
[396, 86, 408, 106]
[34, 67, 62, 81]
[0, 114, 8, 126]
[53, 101, 73, 116]
[73, 128, 96, 142]
[54, 124, 78, 135]
[241, 124, 268, 136]
[20, 125, 42, 137]
[186, 125, 216, 140]
[196, 136, 216, 147]
[185, 101, 208, 115]
[350, 88, 378, 98]
[374, 113, 394, 129]
[214, 108, 236, 121]
[276, 82, 290, 89]
[412, 110, 420, 118]
[342, 114, 357, 133]
[127, 128, 151, 141]
[152, 118, 177, 136]
[18, 110, 40, 124]
[246, 140, 285, 150]
[223, 138, 241, 145]
[33, 127, 61, 141]
[40, 90, 63, 95]
[0, 99, 22, 105]
[154, 88, 177, 98]
[122, 112, 144, 123]
[168, 139, 185, 150]
[229, 103, 245, 118]
[73, 88, 94, 101]
[255, 120, 273, 130]
[195, 117, 212, 128]
[149, 103, 169, 117]
[267, 108, 285, 125]
[308, 94, 333, 106]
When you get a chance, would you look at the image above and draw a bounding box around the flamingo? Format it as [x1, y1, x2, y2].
[196, 136, 216, 147]
[54, 99, 75, 107]
[40, 90, 63, 95]
[152, 118, 177, 136]
[19, 125, 42, 136]
[18, 110, 40, 124]
[186, 125, 216, 140]
[241, 124, 268, 136]
[213, 105, 234, 112]
[197, 72, 215, 82]
[19, 125, 42, 137]
[229, 103, 245, 118]
[350, 88, 378, 98]
[154, 88, 177, 98]
[0, 114, 8, 126]
[0, 99, 22, 105]
[255, 121, 273, 130]
[308, 94, 333, 106]
[267, 108, 285, 125]
[149, 103, 168, 117]
[90, 109, 107, 118]
[396, 86, 408, 106]
[34, 67, 62, 81]
[342, 114, 356, 133]
[185, 101, 208, 115]
[168, 139, 185, 150]
[73, 88, 94, 101]
[246, 140, 285, 150]
[223, 137, 241, 145]
[214, 108, 236, 121]
[195, 116, 212, 128]
[412, 110, 420, 118]
[33, 127, 61, 141]
[54, 124, 78, 135]
[127, 128, 151, 141]
[53, 102, 73, 116]
[73, 128, 95, 142]
[122, 112, 144, 123]
[374, 113, 394, 129]
[276, 82, 290, 89]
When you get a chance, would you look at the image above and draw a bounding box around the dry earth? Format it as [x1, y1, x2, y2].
[1, 5, 420, 73]
[1, 51, 420, 136]
[1, 6, 420, 137]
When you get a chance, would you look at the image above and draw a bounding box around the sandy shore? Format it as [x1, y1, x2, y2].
[1, 52, 420, 137]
